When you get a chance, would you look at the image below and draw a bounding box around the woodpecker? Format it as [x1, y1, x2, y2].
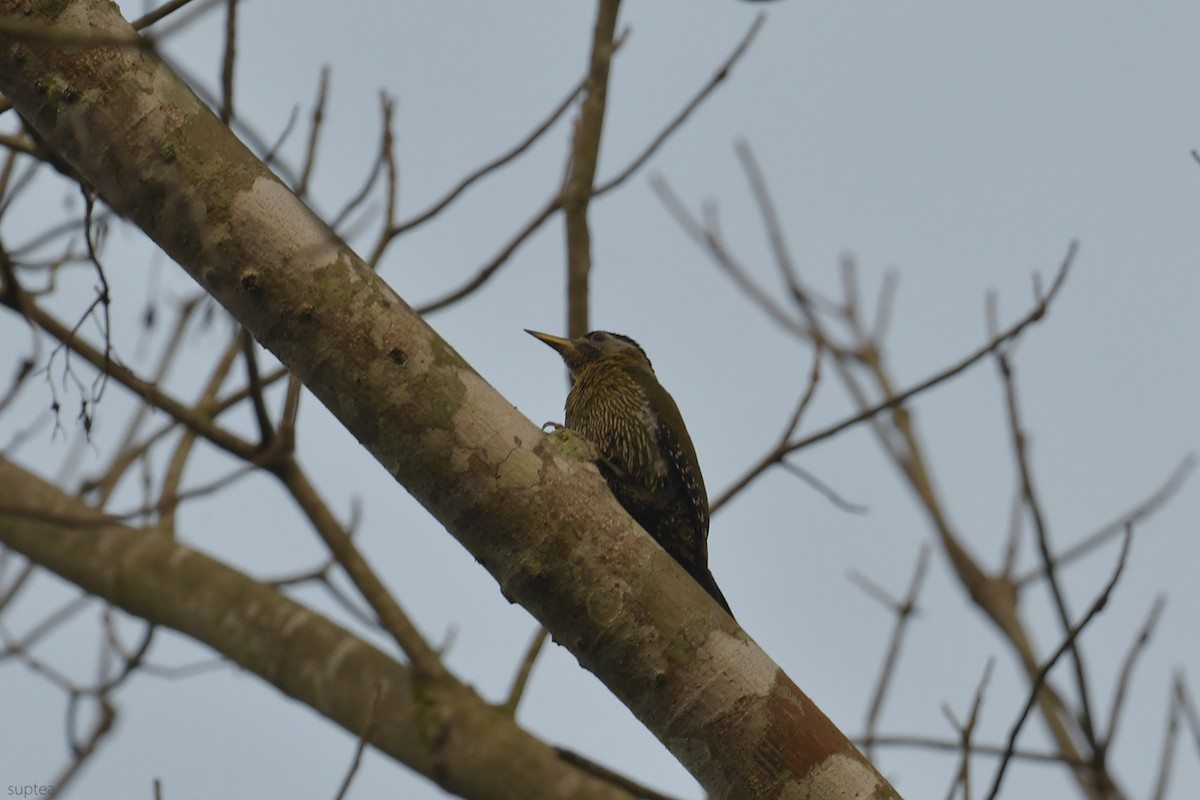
[527, 329, 732, 616]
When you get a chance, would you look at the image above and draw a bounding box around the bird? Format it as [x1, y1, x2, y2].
[526, 329, 732, 616]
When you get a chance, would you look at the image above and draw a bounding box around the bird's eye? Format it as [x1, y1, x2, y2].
[587, 332, 606, 342]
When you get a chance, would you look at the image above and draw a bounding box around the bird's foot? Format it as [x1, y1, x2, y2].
[543, 424, 601, 463]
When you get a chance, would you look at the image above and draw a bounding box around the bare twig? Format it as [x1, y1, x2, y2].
[998, 349, 1098, 750]
[1014, 456, 1194, 588]
[734, 140, 808, 306]
[857, 545, 931, 758]
[653, 178, 807, 338]
[332, 682, 383, 800]
[594, 16, 765, 197]
[0, 560, 33, 616]
[365, 52, 597, 269]
[984, 527, 1133, 800]
[711, 341, 820, 513]
[132, 0, 206, 31]
[778, 461, 867, 514]
[51, 698, 116, 797]
[11, 288, 259, 461]
[0, 594, 90, 657]
[1103, 596, 1166, 752]
[1000, 485, 1024, 578]
[555, 748, 685, 800]
[562, 0, 622, 335]
[219, 0, 238, 124]
[942, 660, 995, 800]
[857, 734, 1088, 767]
[334, 93, 394, 238]
[416, 196, 559, 314]
[156, 332, 244, 534]
[296, 66, 330, 197]
[661, 168, 1080, 513]
[275, 458, 446, 680]
[240, 328, 275, 445]
[389, 68, 594, 238]
[1151, 674, 1200, 800]
[1178, 677, 1200, 766]
[85, 295, 202, 506]
[502, 626, 550, 716]
[418, 16, 762, 315]
[710, 244, 1075, 511]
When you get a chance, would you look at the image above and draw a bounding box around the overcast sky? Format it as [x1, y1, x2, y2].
[2, 2, 1199, 798]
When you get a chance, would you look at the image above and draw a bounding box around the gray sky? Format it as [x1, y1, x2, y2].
[2, 1, 1198, 798]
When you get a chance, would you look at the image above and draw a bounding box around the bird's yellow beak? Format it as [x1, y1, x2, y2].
[525, 329, 574, 354]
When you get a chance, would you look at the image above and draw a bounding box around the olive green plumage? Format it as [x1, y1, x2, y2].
[526, 329, 732, 616]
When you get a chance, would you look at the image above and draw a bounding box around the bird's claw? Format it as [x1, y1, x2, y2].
[542, 423, 601, 463]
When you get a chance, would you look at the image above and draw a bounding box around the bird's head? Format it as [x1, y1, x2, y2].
[525, 329, 652, 378]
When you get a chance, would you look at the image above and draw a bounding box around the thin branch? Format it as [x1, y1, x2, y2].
[296, 66, 330, 198]
[50, 698, 116, 797]
[785, 244, 1075, 457]
[562, 0, 622, 336]
[984, 527, 1133, 800]
[219, 0, 238, 124]
[110, 461, 259, 524]
[1149, 675, 1184, 800]
[593, 15, 764, 197]
[77, 363, 289, 504]
[711, 342, 820, 512]
[501, 626, 550, 716]
[275, 458, 446, 680]
[390, 67, 594, 238]
[334, 92, 393, 238]
[332, 682, 383, 800]
[418, 16, 762, 315]
[7, 287, 259, 462]
[1015, 456, 1194, 588]
[710, 243, 1076, 510]
[131, 0, 206, 31]
[998, 349, 1098, 749]
[0, 560, 33, 616]
[857, 545, 931, 758]
[1000, 485, 1024, 578]
[365, 53, 596, 268]
[778, 460, 867, 514]
[942, 659, 995, 800]
[85, 295, 203, 506]
[654, 178, 806, 338]
[1103, 596, 1166, 752]
[555, 748, 685, 800]
[734, 139, 807, 305]
[1178, 677, 1200, 768]
[276, 372, 303, 453]
[858, 734, 1089, 767]
[1150, 674, 1200, 800]
[240, 328, 275, 445]
[0, 594, 91, 657]
[155, 331, 244, 533]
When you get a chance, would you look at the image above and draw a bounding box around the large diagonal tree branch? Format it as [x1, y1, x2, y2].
[0, 2, 899, 797]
